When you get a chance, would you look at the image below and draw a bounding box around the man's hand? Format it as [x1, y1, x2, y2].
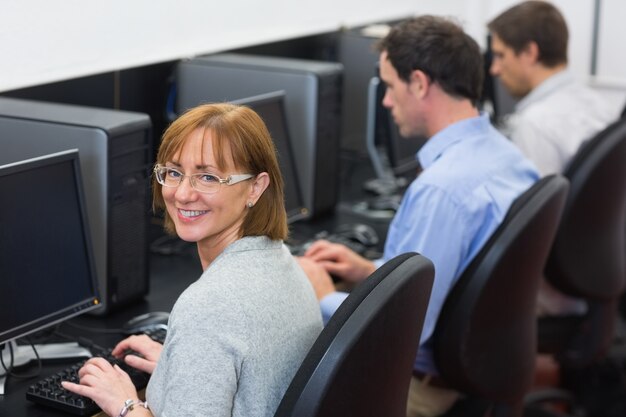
[303, 240, 376, 282]
[297, 256, 336, 300]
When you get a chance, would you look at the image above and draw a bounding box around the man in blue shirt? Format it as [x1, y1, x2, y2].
[298, 16, 539, 417]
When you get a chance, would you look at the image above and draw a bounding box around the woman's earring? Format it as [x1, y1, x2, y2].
[247, 202, 254, 208]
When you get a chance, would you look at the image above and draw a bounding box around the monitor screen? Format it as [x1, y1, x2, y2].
[374, 77, 426, 176]
[0, 149, 101, 346]
[232, 91, 309, 223]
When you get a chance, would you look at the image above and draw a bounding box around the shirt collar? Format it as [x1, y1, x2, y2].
[516, 69, 575, 112]
[418, 112, 491, 169]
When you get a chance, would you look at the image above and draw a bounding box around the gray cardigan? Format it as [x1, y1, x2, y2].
[146, 236, 322, 417]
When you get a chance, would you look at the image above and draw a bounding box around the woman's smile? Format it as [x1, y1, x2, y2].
[177, 208, 209, 221]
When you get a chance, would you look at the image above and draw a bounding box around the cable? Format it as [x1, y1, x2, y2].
[0, 342, 13, 373]
[0, 338, 42, 379]
[52, 330, 107, 354]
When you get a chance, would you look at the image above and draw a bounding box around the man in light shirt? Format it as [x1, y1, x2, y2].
[488, 0, 620, 316]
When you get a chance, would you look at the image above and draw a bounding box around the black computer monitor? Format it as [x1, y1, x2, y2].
[232, 91, 310, 223]
[363, 76, 425, 198]
[373, 77, 426, 177]
[0, 150, 101, 370]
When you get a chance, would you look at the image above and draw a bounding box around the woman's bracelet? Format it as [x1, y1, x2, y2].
[118, 399, 149, 417]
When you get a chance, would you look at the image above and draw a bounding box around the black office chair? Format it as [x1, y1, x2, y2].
[525, 116, 626, 417]
[274, 252, 435, 417]
[433, 175, 570, 417]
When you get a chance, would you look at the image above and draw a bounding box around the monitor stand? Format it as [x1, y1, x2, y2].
[348, 174, 407, 220]
[361, 176, 408, 196]
[0, 340, 92, 395]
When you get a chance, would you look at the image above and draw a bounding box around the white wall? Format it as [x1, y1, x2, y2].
[2, 0, 626, 109]
[595, 0, 626, 87]
[0, 0, 423, 92]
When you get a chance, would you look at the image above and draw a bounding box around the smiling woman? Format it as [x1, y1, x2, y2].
[61, 103, 323, 417]
[154, 104, 291, 251]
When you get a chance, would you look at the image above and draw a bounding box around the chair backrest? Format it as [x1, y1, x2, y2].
[545, 117, 626, 300]
[274, 253, 435, 417]
[433, 175, 569, 407]
[537, 117, 626, 367]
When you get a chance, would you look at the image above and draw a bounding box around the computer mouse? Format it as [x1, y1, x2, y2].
[334, 223, 379, 247]
[122, 311, 170, 335]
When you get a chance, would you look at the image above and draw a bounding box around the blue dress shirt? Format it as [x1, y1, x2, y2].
[320, 113, 539, 375]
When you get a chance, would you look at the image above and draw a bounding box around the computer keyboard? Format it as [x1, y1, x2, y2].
[288, 227, 382, 260]
[289, 233, 365, 257]
[25, 326, 167, 416]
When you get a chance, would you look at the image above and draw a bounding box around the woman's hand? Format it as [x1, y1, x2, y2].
[111, 334, 163, 374]
[61, 357, 140, 417]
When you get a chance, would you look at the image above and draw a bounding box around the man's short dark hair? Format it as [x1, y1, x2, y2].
[488, 0, 568, 67]
[377, 15, 484, 104]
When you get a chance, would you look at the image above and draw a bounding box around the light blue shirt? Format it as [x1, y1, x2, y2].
[320, 113, 539, 375]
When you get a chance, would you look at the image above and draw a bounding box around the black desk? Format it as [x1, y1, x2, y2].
[287, 152, 395, 252]
[0, 154, 394, 416]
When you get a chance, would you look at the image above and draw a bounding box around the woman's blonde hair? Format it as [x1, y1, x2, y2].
[153, 103, 288, 240]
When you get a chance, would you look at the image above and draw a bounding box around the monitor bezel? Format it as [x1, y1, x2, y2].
[374, 77, 425, 176]
[0, 149, 102, 346]
[231, 90, 310, 224]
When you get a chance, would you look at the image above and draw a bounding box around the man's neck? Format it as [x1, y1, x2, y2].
[427, 92, 480, 137]
[529, 63, 568, 90]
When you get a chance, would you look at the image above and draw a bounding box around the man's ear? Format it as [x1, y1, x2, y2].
[409, 69, 430, 98]
[520, 41, 540, 64]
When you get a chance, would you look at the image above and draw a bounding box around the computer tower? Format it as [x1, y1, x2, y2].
[0, 97, 152, 314]
[176, 53, 343, 218]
